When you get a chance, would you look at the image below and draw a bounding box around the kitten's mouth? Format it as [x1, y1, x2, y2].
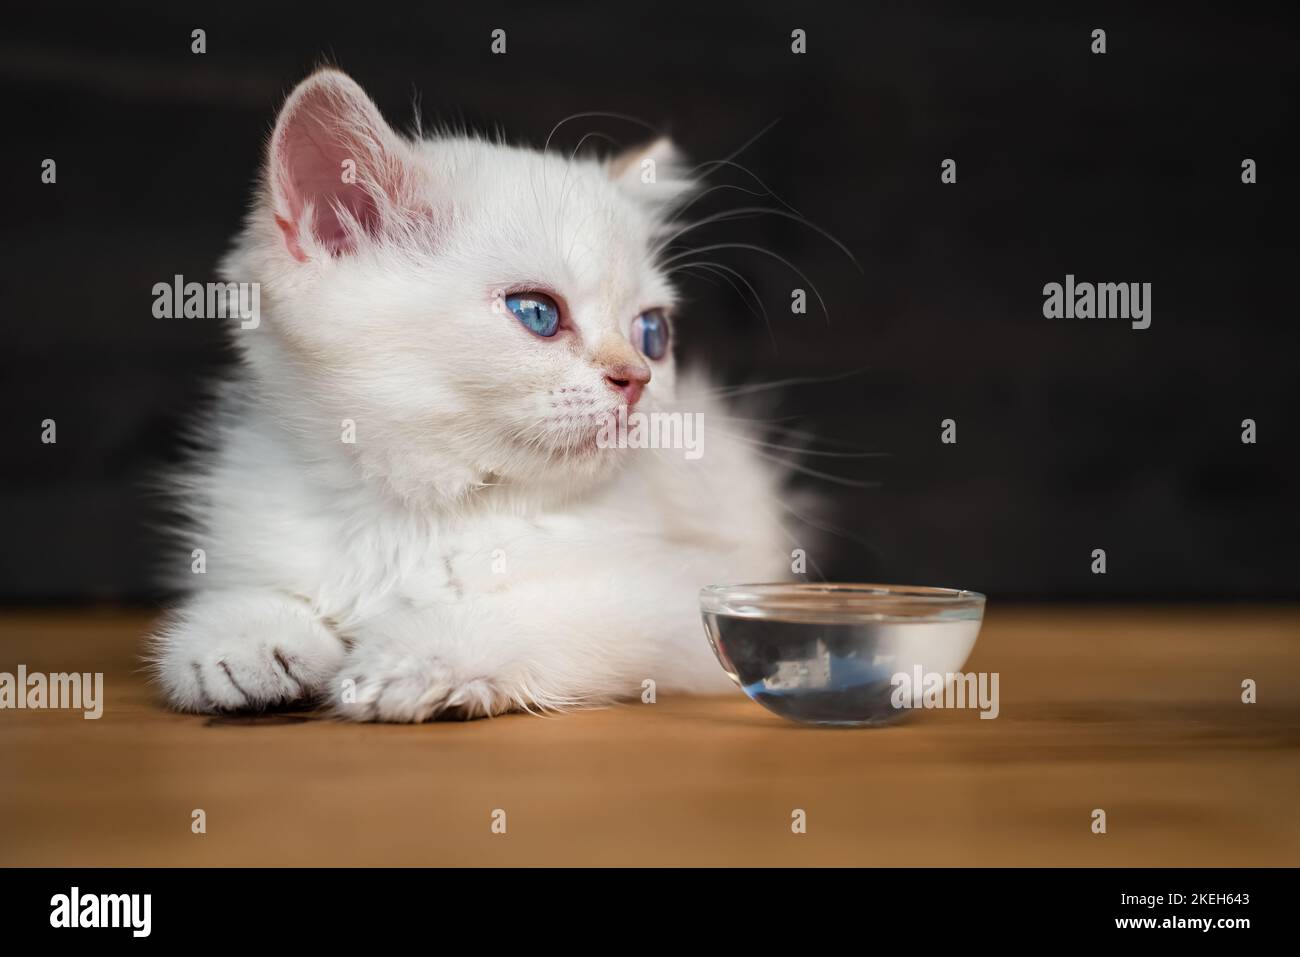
[513, 410, 621, 465]
[554, 423, 610, 460]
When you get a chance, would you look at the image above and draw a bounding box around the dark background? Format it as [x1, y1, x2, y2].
[1, 2, 1296, 602]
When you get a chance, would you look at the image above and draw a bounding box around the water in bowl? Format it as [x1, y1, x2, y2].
[704, 603, 982, 726]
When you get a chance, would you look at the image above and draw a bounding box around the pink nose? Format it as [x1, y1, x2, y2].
[604, 365, 650, 406]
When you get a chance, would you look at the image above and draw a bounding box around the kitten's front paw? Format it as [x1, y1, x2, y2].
[335, 642, 518, 722]
[151, 591, 344, 713]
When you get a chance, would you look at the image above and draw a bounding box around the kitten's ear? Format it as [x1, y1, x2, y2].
[610, 137, 693, 211]
[267, 69, 422, 261]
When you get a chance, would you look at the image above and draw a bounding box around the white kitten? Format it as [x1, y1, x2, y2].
[149, 69, 794, 721]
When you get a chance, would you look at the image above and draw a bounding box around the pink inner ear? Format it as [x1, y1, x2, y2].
[274, 215, 307, 263]
[271, 81, 389, 258]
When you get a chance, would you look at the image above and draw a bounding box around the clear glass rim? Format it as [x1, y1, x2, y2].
[699, 582, 986, 623]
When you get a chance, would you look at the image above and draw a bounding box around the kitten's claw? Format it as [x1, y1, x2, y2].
[151, 592, 344, 713]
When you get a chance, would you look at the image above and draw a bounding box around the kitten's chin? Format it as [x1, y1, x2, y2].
[540, 442, 625, 484]
[499, 435, 626, 493]
[501, 415, 626, 476]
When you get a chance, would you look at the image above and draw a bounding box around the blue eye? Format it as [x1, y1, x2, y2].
[505, 292, 560, 337]
[632, 310, 670, 360]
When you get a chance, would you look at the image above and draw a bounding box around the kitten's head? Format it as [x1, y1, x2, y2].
[229, 69, 694, 506]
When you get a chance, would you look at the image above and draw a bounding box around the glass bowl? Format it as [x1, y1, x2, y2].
[700, 582, 986, 726]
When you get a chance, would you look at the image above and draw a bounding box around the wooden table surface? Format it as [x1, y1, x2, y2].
[1, 605, 1296, 866]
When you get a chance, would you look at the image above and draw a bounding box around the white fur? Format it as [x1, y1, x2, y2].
[149, 70, 793, 721]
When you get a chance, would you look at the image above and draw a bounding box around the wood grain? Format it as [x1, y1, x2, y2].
[1, 605, 1296, 866]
